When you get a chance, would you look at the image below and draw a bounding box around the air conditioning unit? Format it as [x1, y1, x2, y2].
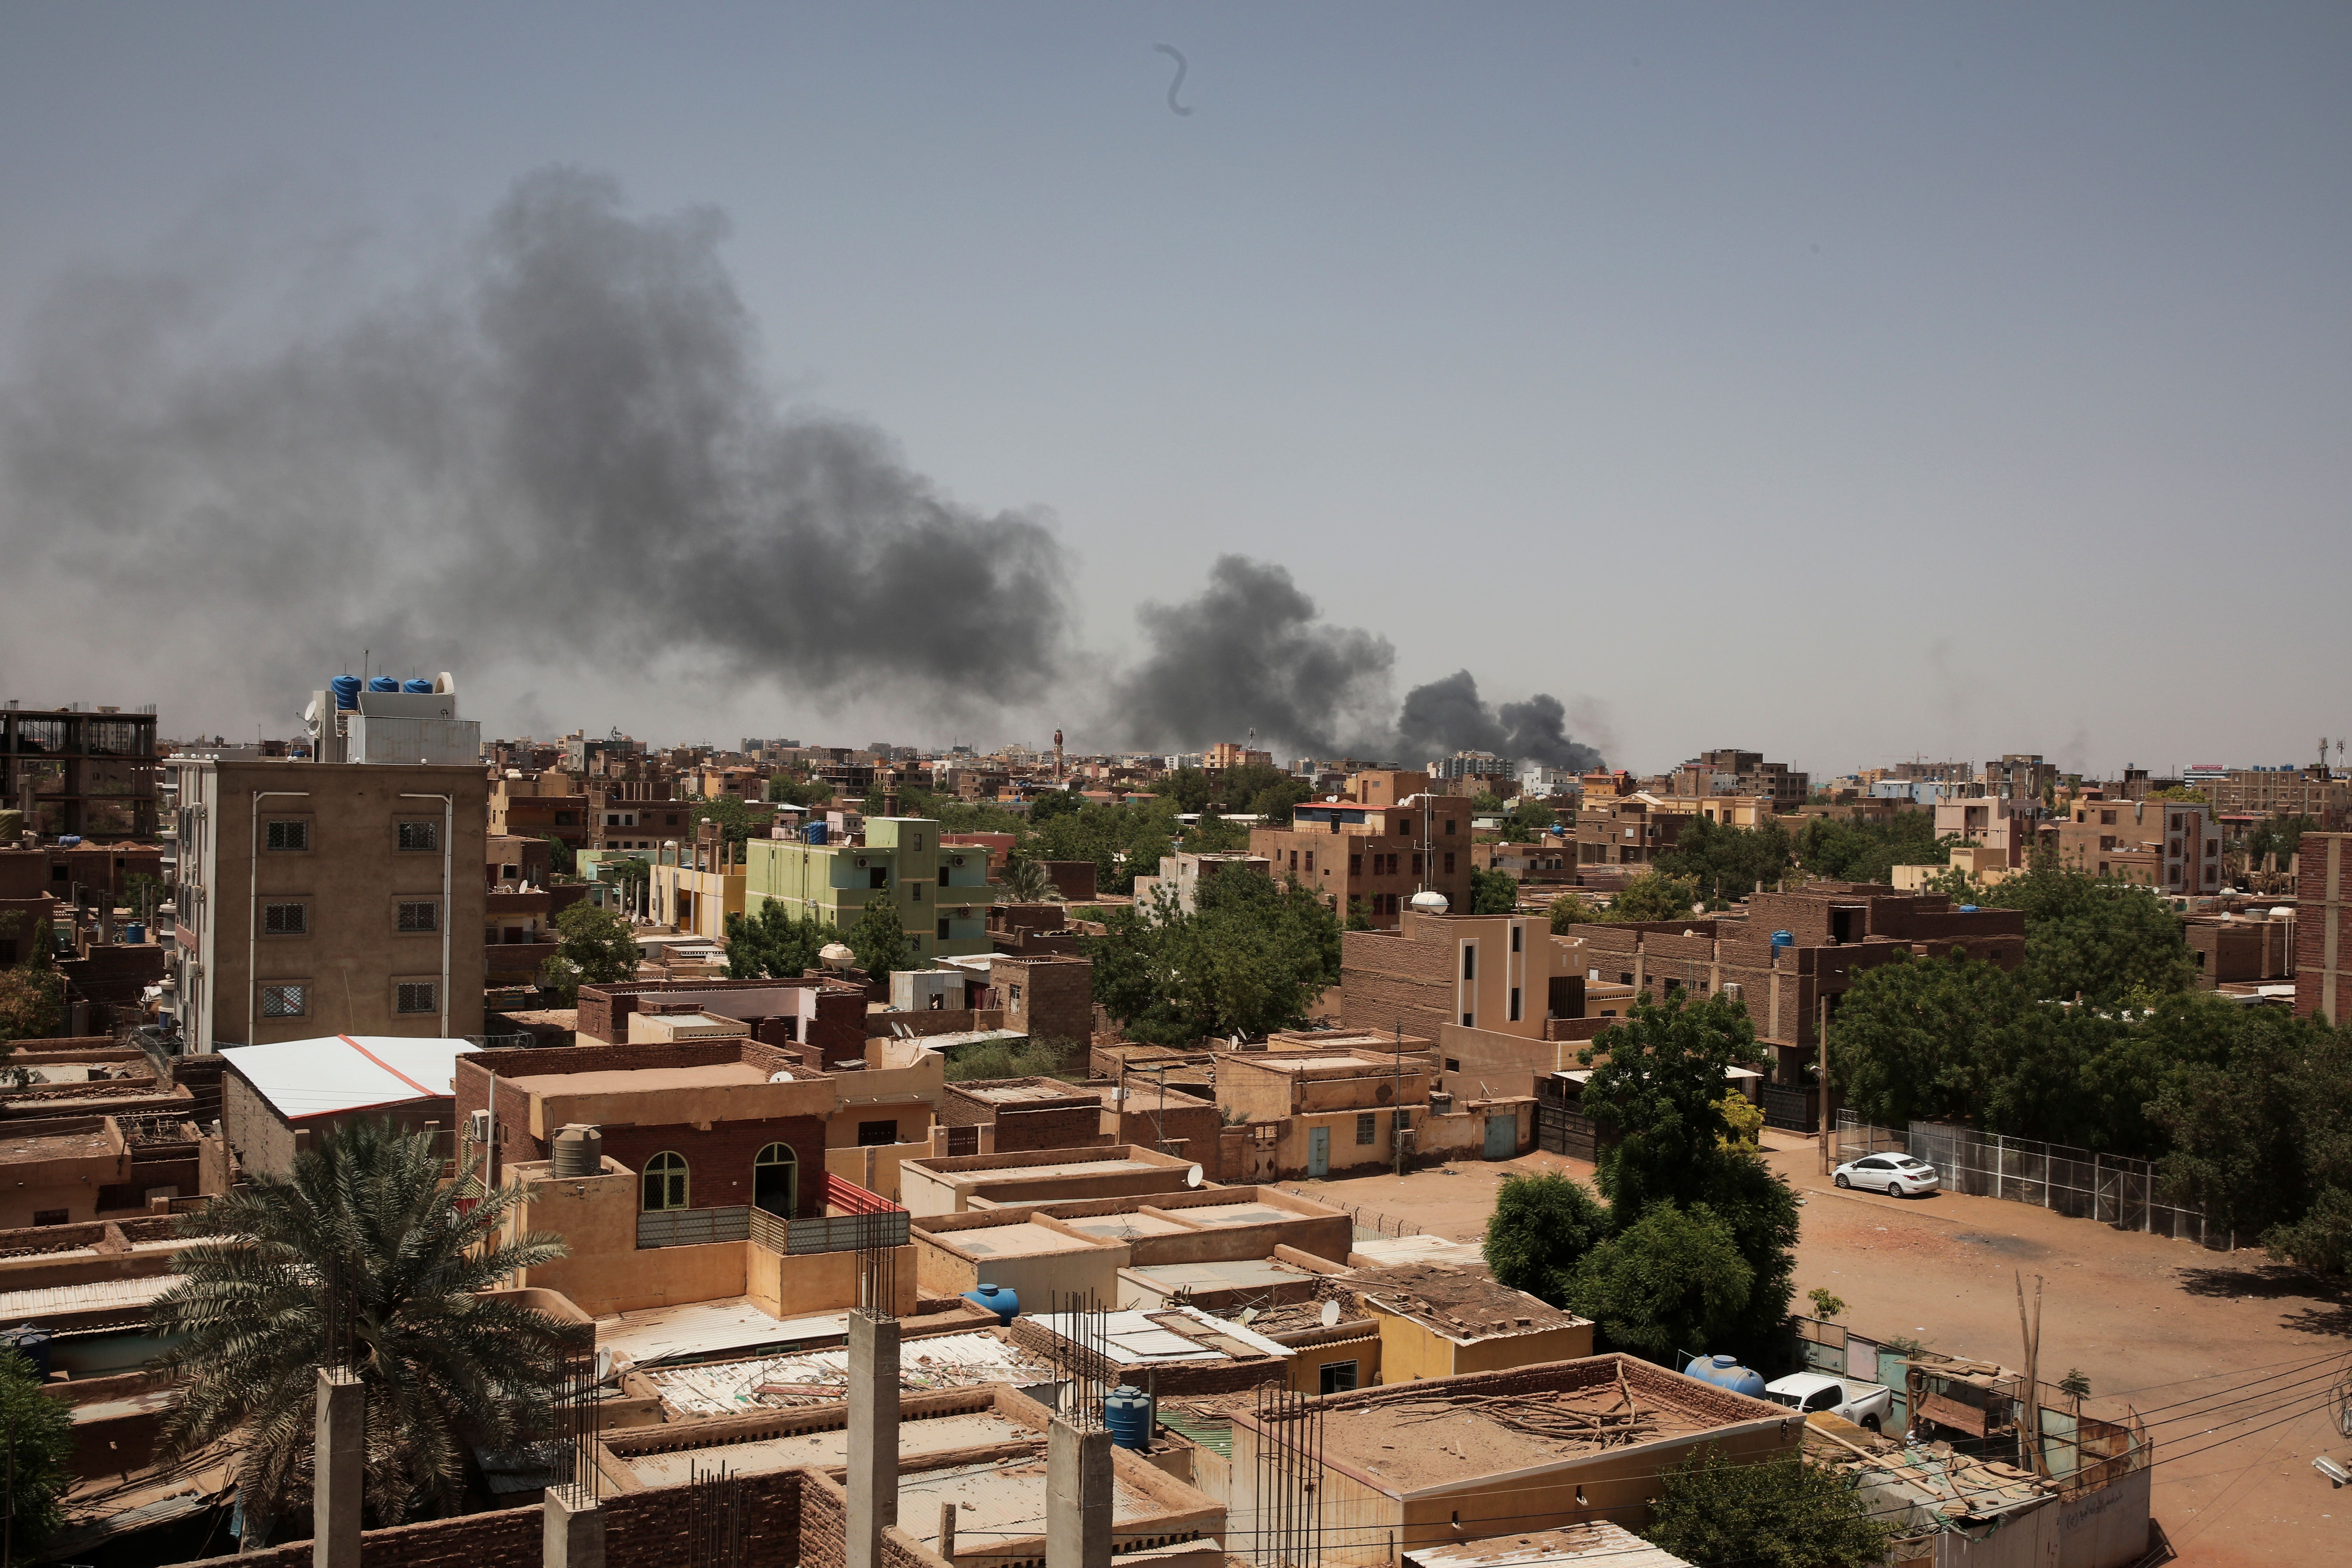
[469, 1110, 492, 1144]
[856, 856, 869, 868]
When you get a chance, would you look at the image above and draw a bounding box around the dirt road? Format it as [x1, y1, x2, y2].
[1298, 1135, 2352, 1567]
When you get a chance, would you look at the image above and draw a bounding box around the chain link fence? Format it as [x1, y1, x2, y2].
[1836, 1111, 2237, 1250]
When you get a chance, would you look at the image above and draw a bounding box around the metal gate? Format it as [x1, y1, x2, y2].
[1307, 1125, 1329, 1178]
[1760, 1084, 1816, 1133]
[1535, 1101, 1597, 1162]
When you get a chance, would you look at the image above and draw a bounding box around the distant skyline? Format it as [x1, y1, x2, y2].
[4, 4, 2348, 778]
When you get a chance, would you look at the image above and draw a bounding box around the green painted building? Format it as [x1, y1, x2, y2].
[743, 817, 996, 963]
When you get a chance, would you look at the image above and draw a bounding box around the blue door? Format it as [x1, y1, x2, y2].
[1484, 1114, 1515, 1160]
[1307, 1126, 1330, 1177]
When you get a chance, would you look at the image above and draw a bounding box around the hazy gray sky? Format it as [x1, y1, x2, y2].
[2, 3, 2346, 777]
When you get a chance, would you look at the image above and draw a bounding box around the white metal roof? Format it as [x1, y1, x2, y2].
[218, 1036, 478, 1121]
[1029, 1304, 1292, 1365]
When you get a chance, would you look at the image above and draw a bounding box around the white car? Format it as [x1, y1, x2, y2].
[1833, 1153, 1940, 1197]
[1764, 1372, 1894, 1433]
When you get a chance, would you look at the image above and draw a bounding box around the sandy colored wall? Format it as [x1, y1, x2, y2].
[1286, 1333, 1380, 1394]
[746, 1239, 916, 1318]
[912, 1228, 1128, 1306]
[504, 1156, 748, 1316]
[1416, 1101, 1534, 1161]
[824, 1139, 931, 1202]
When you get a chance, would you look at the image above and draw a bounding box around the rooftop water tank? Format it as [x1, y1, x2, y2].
[368, 676, 400, 693]
[1409, 889, 1450, 914]
[806, 822, 829, 846]
[330, 674, 363, 710]
[1104, 1385, 1153, 1450]
[962, 1284, 1019, 1324]
[1683, 1353, 1766, 1399]
[57, 835, 82, 847]
[1959, 904, 1979, 912]
[1771, 930, 1794, 949]
[402, 677, 434, 694]
[551, 1124, 603, 1178]
[2270, 907, 2296, 920]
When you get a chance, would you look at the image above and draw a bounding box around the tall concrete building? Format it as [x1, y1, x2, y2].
[2296, 832, 2352, 1024]
[164, 676, 486, 1052]
[742, 816, 996, 964]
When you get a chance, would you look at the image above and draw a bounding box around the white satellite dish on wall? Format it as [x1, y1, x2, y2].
[1320, 1299, 1342, 1328]
[1186, 1164, 1204, 1188]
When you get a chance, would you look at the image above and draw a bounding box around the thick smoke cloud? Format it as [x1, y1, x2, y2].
[0, 168, 1070, 714]
[1397, 672, 1604, 772]
[1116, 556, 1397, 756]
[1118, 558, 1604, 770]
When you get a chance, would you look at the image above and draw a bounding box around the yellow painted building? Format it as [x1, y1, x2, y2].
[1353, 1263, 1594, 1381]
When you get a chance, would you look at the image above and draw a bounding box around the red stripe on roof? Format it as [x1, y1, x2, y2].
[337, 1035, 440, 1100]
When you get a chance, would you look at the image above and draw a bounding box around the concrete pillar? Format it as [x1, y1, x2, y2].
[1046, 1418, 1113, 1568]
[846, 1312, 901, 1568]
[544, 1485, 606, 1568]
[312, 1367, 364, 1568]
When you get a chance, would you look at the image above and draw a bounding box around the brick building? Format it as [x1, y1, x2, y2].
[995, 953, 1094, 1047]
[1252, 797, 1472, 927]
[575, 976, 868, 1065]
[2043, 795, 2221, 894]
[1667, 749, 1809, 809]
[1569, 885, 2025, 1088]
[1574, 794, 1686, 870]
[455, 1037, 833, 1220]
[2208, 765, 2349, 828]
[2296, 832, 2352, 1023]
[937, 1078, 1106, 1153]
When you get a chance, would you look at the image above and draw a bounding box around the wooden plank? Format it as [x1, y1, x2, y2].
[1919, 1391, 1990, 1438]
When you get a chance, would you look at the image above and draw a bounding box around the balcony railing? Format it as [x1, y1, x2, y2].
[637, 1205, 751, 1250]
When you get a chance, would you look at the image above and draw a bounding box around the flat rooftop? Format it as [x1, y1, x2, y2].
[1029, 1306, 1291, 1367]
[594, 1296, 849, 1368]
[1056, 1212, 1194, 1240]
[1354, 1263, 1586, 1344]
[1170, 1200, 1297, 1228]
[642, 1331, 1053, 1417]
[1310, 1358, 1768, 1492]
[625, 1409, 1032, 1488]
[895, 1456, 1169, 1551]
[961, 1157, 1168, 1181]
[0, 1122, 116, 1161]
[1125, 1258, 1325, 1293]
[955, 1080, 1094, 1105]
[938, 1221, 1101, 1259]
[505, 1062, 776, 1096]
[1408, 1524, 1696, 1568]
[0, 1274, 176, 1319]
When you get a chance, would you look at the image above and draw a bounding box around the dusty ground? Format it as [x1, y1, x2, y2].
[1296, 1132, 2352, 1567]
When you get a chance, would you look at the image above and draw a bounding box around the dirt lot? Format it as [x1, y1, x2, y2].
[1298, 1132, 2352, 1568]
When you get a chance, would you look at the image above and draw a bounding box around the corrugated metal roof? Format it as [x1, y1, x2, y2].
[218, 1035, 478, 1120]
[0, 1273, 176, 1317]
[1409, 1524, 1695, 1568]
[594, 1297, 850, 1368]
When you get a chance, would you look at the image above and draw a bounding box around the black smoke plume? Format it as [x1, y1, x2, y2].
[0, 168, 1070, 714]
[1117, 558, 1604, 770]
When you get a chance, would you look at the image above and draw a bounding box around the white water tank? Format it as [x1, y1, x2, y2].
[1410, 889, 1450, 915]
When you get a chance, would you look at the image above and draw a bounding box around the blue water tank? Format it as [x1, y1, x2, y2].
[1960, 904, 1979, 913]
[1771, 930, 1794, 950]
[805, 822, 829, 846]
[402, 677, 434, 693]
[124, 921, 145, 945]
[1684, 1353, 1767, 1398]
[368, 676, 401, 693]
[57, 834, 82, 848]
[1104, 1385, 1153, 1450]
[0, 1323, 52, 1379]
[962, 1284, 1018, 1324]
[330, 674, 363, 710]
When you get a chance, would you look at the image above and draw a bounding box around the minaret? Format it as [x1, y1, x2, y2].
[1054, 728, 1065, 784]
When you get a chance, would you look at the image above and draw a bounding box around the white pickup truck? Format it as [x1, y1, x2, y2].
[1763, 1372, 1895, 1433]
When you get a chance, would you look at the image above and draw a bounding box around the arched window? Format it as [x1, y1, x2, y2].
[754, 1142, 798, 1219]
[641, 1151, 688, 1212]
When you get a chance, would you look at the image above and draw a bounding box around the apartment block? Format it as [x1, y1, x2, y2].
[2297, 833, 2352, 1023]
[2208, 765, 2349, 827]
[1574, 794, 1686, 869]
[2043, 795, 2221, 893]
[742, 816, 995, 963]
[163, 757, 488, 1052]
[1253, 796, 1472, 926]
[1667, 749, 1809, 808]
[1, 703, 159, 840]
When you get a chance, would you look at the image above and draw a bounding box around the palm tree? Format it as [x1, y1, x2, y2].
[150, 1117, 582, 1537]
[999, 856, 1058, 903]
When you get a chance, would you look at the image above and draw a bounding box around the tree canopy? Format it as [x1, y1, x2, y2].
[1645, 1446, 1898, 1568]
[1974, 863, 2193, 1005]
[538, 902, 639, 1004]
[844, 900, 915, 975]
[152, 1119, 582, 1533]
[1567, 1201, 1755, 1362]
[1654, 818, 1794, 902]
[1792, 811, 1952, 886]
[1497, 798, 1561, 843]
[1084, 867, 1341, 1045]
[1029, 797, 1179, 895]
[1608, 872, 1707, 923]
[686, 792, 759, 850]
[1468, 864, 1518, 915]
[723, 902, 842, 980]
[1483, 1172, 1610, 1307]
[0, 1342, 73, 1556]
[765, 770, 833, 807]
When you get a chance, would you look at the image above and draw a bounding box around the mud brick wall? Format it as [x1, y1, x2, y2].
[1338, 929, 1454, 1041]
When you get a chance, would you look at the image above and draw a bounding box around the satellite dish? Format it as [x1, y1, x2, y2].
[1238, 1307, 1259, 1325]
[1320, 1299, 1342, 1328]
[1185, 1164, 1205, 1188]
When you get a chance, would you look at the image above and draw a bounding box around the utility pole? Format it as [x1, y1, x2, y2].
[1816, 994, 1832, 1176]
[1393, 1018, 1406, 1177]
[2015, 1272, 2047, 1476]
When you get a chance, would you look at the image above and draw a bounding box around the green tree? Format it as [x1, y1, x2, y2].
[1548, 891, 1604, 932]
[1498, 799, 1559, 844]
[1468, 864, 1518, 915]
[844, 900, 914, 976]
[1567, 1202, 1754, 1361]
[542, 833, 577, 878]
[1656, 818, 1794, 903]
[538, 901, 640, 1004]
[1831, 950, 2030, 1128]
[941, 1036, 1078, 1082]
[1030, 798, 1178, 895]
[0, 1343, 74, 1559]
[152, 1119, 581, 1533]
[0, 924, 64, 1048]
[999, 856, 1057, 902]
[1469, 789, 1509, 814]
[2243, 813, 2318, 870]
[1152, 768, 1217, 814]
[723, 903, 841, 980]
[1084, 869, 1342, 1045]
[1027, 787, 1084, 824]
[2154, 1009, 2352, 1249]
[1978, 863, 2193, 1004]
[1345, 896, 1373, 931]
[1608, 872, 1706, 924]
[1483, 1172, 1610, 1307]
[1179, 812, 1252, 854]
[687, 793, 758, 852]
[766, 770, 832, 808]
[1793, 811, 1951, 886]
[1644, 1446, 1897, 1568]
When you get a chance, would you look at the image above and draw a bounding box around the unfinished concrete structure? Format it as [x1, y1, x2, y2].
[897, 1144, 1201, 1217]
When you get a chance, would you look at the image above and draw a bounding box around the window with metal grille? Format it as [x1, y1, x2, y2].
[261, 984, 307, 1017]
[397, 901, 439, 932]
[396, 981, 437, 1014]
[396, 820, 439, 852]
[1355, 1113, 1376, 1145]
[937, 918, 951, 939]
[262, 903, 306, 935]
[265, 819, 309, 851]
